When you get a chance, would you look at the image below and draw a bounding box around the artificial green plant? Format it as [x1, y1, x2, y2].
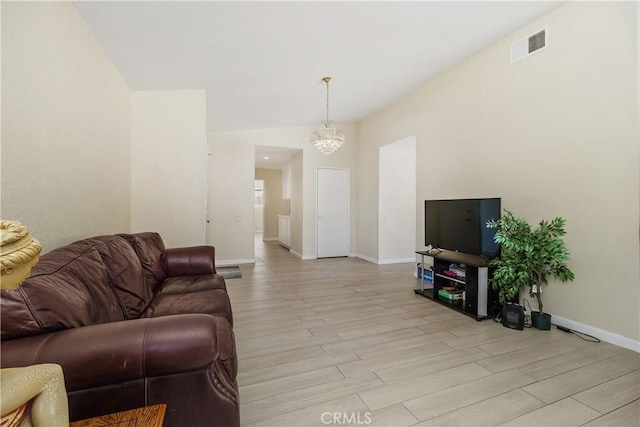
[486, 210, 575, 315]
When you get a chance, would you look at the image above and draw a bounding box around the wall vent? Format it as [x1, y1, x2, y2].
[511, 28, 547, 64]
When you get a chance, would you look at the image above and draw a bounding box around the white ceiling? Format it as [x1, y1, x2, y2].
[73, 1, 562, 134]
[255, 145, 300, 169]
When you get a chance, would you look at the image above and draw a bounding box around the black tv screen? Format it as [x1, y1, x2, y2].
[425, 198, 501, 258]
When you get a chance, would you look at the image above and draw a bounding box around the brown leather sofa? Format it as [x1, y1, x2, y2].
[0, 232, 239, 427]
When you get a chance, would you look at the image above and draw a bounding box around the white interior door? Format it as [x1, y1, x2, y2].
[317, 167, 349, 258]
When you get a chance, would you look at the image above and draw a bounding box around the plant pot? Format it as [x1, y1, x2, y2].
[531, 311, 551, 330]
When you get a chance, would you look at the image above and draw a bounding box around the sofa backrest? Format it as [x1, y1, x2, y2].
[1, 240, 126, 340]
[85, 235, 154, 319]
[120, 232, 167, 290]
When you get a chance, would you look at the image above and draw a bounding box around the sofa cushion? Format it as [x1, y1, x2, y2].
[120, 232, 167, 290]
[140, 289, 233, 325]
[155, 274, 227, 296]
[1, 241, 125, 340]
[86, 235, 153, 319]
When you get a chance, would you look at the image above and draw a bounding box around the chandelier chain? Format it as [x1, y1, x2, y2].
[325, 78, 330, 124]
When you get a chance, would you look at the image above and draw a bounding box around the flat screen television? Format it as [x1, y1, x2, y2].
[424, 198, 501, 258]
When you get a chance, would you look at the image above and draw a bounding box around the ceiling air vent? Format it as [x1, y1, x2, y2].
[511, 28, 547, 64]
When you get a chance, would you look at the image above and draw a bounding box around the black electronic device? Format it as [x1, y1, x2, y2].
[424, 198, 501, 258]
[502, 302, 524, 330]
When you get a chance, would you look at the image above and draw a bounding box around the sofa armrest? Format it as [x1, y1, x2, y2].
[163, 246, 217, 276]
[0, 314, 236, 393]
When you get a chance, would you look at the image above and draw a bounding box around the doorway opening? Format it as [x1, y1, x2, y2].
[254, 180, 264, 239]
[378, 136, 417, 264]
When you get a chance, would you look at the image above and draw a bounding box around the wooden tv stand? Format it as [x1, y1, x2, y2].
[414, 249, 500, 320]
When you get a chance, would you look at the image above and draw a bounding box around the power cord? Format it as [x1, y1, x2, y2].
[492, 306, 502, 323]
[556, 325, 601, 342]
[498, 298, 600, 342]
[522, 298, 533, 328]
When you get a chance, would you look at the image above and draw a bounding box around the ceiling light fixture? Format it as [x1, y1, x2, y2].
[311, 77, 344, 156]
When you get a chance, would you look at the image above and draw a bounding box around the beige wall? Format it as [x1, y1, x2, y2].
[358, 2, 639, 343]
[131, 90, 207, 248]
[208, 124, 358, 262]
[1, 1, 132, 252]
[207, 134, 254, 263]
[255, 168, 290, 240]
[289, 151, 304, 255]
[302, 125, 358, 258]
[378, 137, 416, 263]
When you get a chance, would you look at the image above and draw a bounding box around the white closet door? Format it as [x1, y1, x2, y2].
[317, 167, 349, 258]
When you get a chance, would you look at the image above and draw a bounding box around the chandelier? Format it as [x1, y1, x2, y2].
[311, 77, 345, 156]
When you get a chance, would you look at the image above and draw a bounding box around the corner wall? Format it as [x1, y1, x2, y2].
[131, 90, 207, 248]
[1, 1, 132, 252]
[378, 136, 416, 263]
[357, 2, 639, 345]
[288, 151, 305, 256]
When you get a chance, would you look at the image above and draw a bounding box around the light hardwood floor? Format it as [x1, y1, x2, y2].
[227, 237, 639, 426]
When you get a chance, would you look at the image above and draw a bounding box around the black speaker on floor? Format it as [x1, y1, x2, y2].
[502, 302, 524, 330]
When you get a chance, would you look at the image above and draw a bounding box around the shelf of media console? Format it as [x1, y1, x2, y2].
[414, 249, 493, 321]
[413, 287, 472, 316]
[434, 273, 465, 285]
[416, 249, 489, 267]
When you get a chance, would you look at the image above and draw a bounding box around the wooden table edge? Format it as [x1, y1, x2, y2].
[69, 403, 167, 427]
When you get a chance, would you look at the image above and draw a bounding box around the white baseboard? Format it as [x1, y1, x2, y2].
[552, 314, 640, 353]
[378, 257, 415, 265]
[262, 237, 278, 242]
[218, 259, 255, 266]
[292, 250, 358, 261]
[355, 254, 378, 264]
[355, 254, 415, 265]
[289, 249, 316, 260]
